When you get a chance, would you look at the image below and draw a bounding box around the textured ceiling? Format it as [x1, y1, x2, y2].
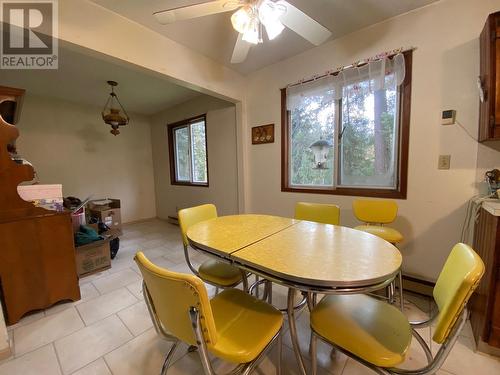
[90, 0, 439, 74]
[0, 45, 202, 115]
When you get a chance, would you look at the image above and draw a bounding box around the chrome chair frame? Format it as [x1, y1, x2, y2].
[183, 244, 249, 292]
[142, 281, 282, 375]
[310, 304, 468, 375]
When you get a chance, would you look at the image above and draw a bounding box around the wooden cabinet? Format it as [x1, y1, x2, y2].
[470, 207, 500, 350]
[0, 86, 80, 325]
[479, 12, 500, 142]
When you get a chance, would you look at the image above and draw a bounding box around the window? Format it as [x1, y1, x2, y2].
[168, 115, 208, 186]
[281, 51, 411, 198]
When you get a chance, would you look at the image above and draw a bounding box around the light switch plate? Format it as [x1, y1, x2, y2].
[438, 155, 451, 169]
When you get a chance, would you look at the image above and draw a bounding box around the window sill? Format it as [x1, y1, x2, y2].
[171, 181, 209, 188]
[281, 186, 406, 199]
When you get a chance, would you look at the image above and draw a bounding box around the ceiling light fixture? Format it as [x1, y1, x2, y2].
[230, 0, 286, 45]
[102, 81, 129, 136]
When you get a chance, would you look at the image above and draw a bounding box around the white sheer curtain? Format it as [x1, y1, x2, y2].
[286, 53, 406, 108]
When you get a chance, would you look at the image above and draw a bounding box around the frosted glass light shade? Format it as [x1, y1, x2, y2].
[231, 7, 251, 34]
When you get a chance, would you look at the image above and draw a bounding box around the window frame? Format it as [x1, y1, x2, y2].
[281, 51, 412, 199]
[167, 114, 209, 187]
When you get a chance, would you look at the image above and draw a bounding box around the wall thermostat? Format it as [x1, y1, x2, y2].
[442, 110, 456, 125]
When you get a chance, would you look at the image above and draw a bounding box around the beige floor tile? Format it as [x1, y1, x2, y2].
[92, 268, 141, 294]
[142, 245, 177, 261]
[168, 343, 333, 375]
[71, 358, 111, 375]
[341, 359, 375, 374]
[433, 334, 500, 375]
[55, 315, 133, 375]
[0, 344, 61, 375]
[6, 310, 45, 331]
[45, 283, 101, 316]
[106, 257, 136, 275]
[104, 328, 183, 375]
[77, 288, 138, 326]
[282, 310, 348, 374]
[126, 280, 144, 300]
[117, 301, 153, 336]
[79, 270, 111, 286]
[14, 307, 84, 356]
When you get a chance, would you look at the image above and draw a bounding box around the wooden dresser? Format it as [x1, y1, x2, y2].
[471, 203, 500, 352]
[0, 86, 80, 325]
[479, 11, 500, 141]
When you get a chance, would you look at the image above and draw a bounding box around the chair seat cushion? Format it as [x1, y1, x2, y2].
[311, 294, 411, 368]
[209, 289, 283, 363]
[354, 225, 403, 244]
[198, 259, 243, 287]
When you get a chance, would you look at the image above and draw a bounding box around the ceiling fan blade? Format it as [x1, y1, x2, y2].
[154, 0, 240, 24]
[278, 1, 332, 46]
[231, 33, 251, 64]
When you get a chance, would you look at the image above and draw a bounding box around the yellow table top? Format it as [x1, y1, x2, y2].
[187, 214, 297, 256]
[187, 215, 401, 289]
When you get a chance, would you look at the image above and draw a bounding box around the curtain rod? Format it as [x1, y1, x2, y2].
[286, 46, 416, 89]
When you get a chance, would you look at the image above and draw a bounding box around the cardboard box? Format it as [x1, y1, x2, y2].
[75, 238, 111, 277]
[87, 199, 122, 235]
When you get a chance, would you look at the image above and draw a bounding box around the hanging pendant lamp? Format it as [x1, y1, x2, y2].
[102, 81, 129, 136]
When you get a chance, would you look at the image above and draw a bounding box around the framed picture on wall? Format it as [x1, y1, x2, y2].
[252, 124, 274, 145]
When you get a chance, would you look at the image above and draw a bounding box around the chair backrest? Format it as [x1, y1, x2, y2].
[294, 202, 340, 225]
[432, 243, 484, 344]
[352, 199, 398, 224]
[178, 204, 218, 247]
[134, 251, 218, 346]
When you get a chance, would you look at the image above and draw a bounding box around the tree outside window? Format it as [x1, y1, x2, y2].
[168, 115, 209, 187]
[282, 51, 411, 198]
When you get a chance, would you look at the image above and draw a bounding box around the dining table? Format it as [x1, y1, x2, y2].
[187, 214, 402, 375]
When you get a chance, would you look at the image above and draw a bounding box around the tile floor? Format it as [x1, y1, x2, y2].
[1, 218, 499, 375]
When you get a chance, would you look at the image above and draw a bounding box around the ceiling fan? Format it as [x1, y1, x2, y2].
[153, 0, 332, 64]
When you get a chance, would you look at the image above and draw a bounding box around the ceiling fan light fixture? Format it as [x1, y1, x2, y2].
[230, 6, 251, 34]
[242, 16, 262, 44]
[263, 19, 284, 40]
[259, 0, 285, 40]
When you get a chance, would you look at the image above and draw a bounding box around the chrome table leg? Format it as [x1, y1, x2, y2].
[287, 288, 307, 375]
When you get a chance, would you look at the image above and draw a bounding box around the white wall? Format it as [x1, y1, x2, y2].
[151, 96, 238, 218]
[16, 93, 157, 223]
[244, 0, 500, 281]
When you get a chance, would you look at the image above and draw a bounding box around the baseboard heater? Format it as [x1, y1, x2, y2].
[167, 215, 179, 226]
[401, 274, 435, 297]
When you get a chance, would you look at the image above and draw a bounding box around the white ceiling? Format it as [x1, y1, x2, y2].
[90, 0, 439, 74]
[0, 45, 202, 115]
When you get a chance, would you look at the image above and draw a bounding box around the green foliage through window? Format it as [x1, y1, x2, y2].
[172, 117, 208, 185]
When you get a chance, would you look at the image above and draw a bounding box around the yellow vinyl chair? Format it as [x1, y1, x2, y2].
[353, 199, 404, 310]
[294, 202, 340, 226]
[178, 204, 247, 292]
[309, 243, 484, 375]
[135, 252, 284, 375]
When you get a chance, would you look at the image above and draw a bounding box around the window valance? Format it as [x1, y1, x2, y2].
[286, 52, 407, 111]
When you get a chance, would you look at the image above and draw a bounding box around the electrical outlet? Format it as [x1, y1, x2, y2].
[438, 155, 451, 169]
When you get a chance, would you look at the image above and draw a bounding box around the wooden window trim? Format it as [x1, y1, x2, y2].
[281, 51, 412, 199]
[167, 114, 209, 187]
